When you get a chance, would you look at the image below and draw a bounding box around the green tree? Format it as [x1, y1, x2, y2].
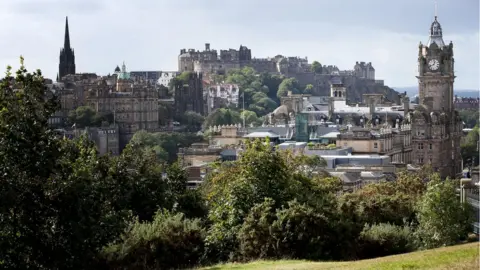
[241, 110, 261, 127]
[182, 110, 205, 132]
[459, 109, 479, 128]
[67, 106, 112, 128]
[311, 61, 323, 74]
[277, 78, 300, 99]
[415, 176, 473, 249]
[0, 58, 129, 269]
[102, 211, 206, 270]
[461, 125, 479, 167]
[129, 130, 203, 163]
[203, 108, 241, 128]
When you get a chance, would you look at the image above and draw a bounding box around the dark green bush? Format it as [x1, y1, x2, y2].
[358, 223, 416, 259]
[102, 211, 206, 269]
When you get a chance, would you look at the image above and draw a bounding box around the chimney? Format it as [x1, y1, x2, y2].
[205, 43, 210, 51]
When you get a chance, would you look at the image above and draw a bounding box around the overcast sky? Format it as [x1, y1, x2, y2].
[0, 0, 478, 89]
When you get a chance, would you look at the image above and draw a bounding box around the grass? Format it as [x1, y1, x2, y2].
[201, 242, 479, 270]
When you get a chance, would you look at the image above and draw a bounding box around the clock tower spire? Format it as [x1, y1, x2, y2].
[412, 5, 462, 179]
[416, 11, 454, 113]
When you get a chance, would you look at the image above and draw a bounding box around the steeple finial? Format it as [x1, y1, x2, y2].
[64, 16, 71, 49]
[434, 0, 438, 19]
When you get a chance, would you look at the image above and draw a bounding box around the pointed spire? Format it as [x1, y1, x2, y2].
[434, 0, 438, 19]
[64, 16, 71, 49]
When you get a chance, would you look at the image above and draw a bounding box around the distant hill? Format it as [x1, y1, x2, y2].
[394, 87, 479, 98]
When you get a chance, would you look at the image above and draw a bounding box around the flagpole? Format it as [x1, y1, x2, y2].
[242, 92, 245, 129]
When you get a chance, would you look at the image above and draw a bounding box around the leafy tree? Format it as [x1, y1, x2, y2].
[0, 58, 129, 269]
[203, 108, 241, 128]
[415, 176, 473, 249]
[202, 139, 342, 261]
[459, 109, 479, 128]
[311, 61, 323, 74]
[182, 110, 205, 132]
[102, 211, 206, 270]
[461, 125, 479, 167]
[129, 130, 203, 163]
[277, 77, 300, 99]
[67, 106, 112, 128]
[358, 223, 416, 259]
[240, 110, 261, 127]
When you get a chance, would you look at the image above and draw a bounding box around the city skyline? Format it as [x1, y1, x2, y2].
[0, 0, 478, 89]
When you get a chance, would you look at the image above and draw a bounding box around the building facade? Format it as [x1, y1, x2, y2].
[411, 14, 463, 178]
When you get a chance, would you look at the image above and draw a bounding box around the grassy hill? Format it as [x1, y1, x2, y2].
[201, 242, 479, 270]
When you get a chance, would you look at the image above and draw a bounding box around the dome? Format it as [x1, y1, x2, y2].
[114, 65, 120, 72]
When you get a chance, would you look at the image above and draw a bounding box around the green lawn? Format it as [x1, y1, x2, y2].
[201, 242, 479, 270]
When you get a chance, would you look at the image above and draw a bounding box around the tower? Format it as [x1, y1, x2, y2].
[412, 8, 462, 179]
[58, 16, 76, 81]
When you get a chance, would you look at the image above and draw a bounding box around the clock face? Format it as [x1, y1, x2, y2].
[428, 59, 440, 71]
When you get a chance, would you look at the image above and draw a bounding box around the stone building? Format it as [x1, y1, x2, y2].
[354, 61, 375, 80]
[206, 83, 240, 114]
[174, 72, 204, 117]
[178, 43, 308, 76]
[58, 17, 76, 81]
[410, 14, 463, 178]
[83, 63, 159, 147]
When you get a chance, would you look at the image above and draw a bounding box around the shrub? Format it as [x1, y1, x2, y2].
[358, 223, 416, 259]
[102, 210, 206, 270]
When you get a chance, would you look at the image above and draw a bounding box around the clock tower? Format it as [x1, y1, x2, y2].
[417, 15, 455, 112]
[411, 13, 463, 179]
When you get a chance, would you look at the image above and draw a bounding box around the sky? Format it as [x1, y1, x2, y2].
[0, 0, 478, 89]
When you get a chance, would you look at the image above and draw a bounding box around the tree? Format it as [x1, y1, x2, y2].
[129, 130, 203, 163]
[0, 58, 129, 269]
[311, 61, 323, 74]
[461, 125, 479, 167]
[240, 110, 261, 127]
[277, 78, 300, 99]
[203, 108, 241, 128]
[67, 106, 112, 128]
[182, 110, 205, 132]
[304, 84, 314, 94]
[415, 176, 473, 249]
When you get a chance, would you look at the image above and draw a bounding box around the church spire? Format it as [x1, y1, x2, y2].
[58, 16, 75, 81]
[64, 16, 71, 49]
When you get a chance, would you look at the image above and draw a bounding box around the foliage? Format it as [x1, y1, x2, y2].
[181, 110, 205, 132]
[204, 108, 242, 128]
[240, 110, 262, 127]
[112, 144, 168, 222]
[310, 61, 323, 74]
[223, 67, 280, 116]
[277, 77, 300, 99]
[202, 140, 342, 262]
[304, 84, 314, 94]
[67, 105, 113, 128]
[415, 177, 473, 249]
[129, 130, 203, 163]
[459, 109, 479, 128]
[0, 59, 130, 269]
[358, 223, 416, 259]
[460, 125, 479, 167]
[102, 211, 206, 270]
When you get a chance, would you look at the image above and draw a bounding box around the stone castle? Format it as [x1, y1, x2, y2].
[178, 43, 398, 103]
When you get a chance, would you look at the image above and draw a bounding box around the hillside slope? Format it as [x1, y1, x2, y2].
[202, 242, 479, 270]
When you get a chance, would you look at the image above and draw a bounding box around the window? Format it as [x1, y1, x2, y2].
[373, 142, 378, 148]
[418, 158, 424, 163]
[429, 144, 433, 150]
[418, 143, 424, 150]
